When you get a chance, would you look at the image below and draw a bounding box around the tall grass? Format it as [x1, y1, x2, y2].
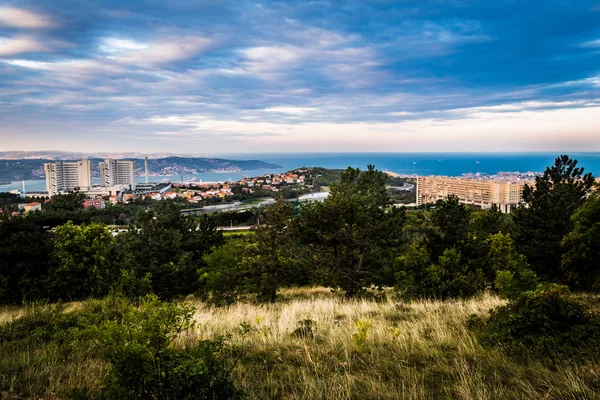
[1, 289, 599, 399]
[186, 289, 600, 399]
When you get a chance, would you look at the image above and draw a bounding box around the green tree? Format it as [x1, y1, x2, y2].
[427, 195, 471, 259]
[486, 233, 538, 299]
[49, 221, 114, 300]
[395, 246, 484, 300]
[43, 190, 85, 212]
[561, 193, 600, 291]
[239, 199, 296, 302]
[198, 240, 245, 305]
[514, 155, 595, 282]
[294, 166, 405, 297]
[394, 242, 433, 299]
[116, 202, 223, 299]
[0, 216, 52, 303]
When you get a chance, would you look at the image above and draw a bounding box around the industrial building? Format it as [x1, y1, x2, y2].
[416, 176, 530, 213]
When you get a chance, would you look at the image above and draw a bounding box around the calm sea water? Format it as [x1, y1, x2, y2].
[2, 152, 599, 193]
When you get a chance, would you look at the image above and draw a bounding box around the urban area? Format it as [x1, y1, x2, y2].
[3, 157, 556, 218]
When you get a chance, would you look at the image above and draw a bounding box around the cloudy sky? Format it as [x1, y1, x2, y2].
[1, 0, 599, 153]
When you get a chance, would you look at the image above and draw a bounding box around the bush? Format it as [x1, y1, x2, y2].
[92, 295, 240, 399]
[0, 296, 240, 399]
[0, 303, 87, 352]
[469, 285, 600, 361]
[486, 233, 538, 299]
[494, 268, 539, 300]
[198, 241, 244, 305]
[395, 246, 484, 300]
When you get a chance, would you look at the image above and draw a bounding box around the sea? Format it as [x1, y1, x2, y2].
[2, 152, 600, 193]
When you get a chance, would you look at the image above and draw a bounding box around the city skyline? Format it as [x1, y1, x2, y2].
[1, 1, 600, 153]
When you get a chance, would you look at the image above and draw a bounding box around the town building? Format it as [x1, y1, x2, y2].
[44, 160, 92, 197]
[99, 159, 136, 189]
[23, 202, 42, 213]
[83, 198, 106, 210]
[416, 176, 530, 213]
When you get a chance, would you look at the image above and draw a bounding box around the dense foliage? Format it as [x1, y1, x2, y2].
[0, 296, 239, 399]
[513, 155, 595, 282]
[0, 202, 222, 303]
[469, 285, 600, 361]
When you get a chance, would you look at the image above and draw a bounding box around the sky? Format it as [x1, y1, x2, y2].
[0, 0, 599, 154]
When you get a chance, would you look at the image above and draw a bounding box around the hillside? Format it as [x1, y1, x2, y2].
[1, 289, 598, 399]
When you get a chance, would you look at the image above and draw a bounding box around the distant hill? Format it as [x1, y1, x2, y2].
[0, 151, 201, 160]
[0, 155, 281, 183]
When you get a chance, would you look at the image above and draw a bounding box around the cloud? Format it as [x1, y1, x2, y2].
[263, 106, 317, 115]
[0, 8, 55, 28]
[99, 37, 149, 53]
[0, 36, 47, 56]
[118, 105, 600, 152]
[448, 100, 593, 115]
[2, 0, 600, 153]
[238, 42, 382, 86]
[580, 39, 600, 48]
[0, 35, 71, 57]
[108, 36, 213, 65]
[389, 111, 414, 116]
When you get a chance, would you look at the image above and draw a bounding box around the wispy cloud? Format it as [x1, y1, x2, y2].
[0, 35, 71, 56]
[263, 106, 318, 115]
[0, 36, 47, 56]
[1, 0, 600, 152]
[580, 39, 600, 48]
[0, 8, 56, 29]
[106, 36, 213, 65]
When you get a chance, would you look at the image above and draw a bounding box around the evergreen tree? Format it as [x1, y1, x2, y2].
[294, 166, 405, 297]
[239, 199, 296, 302]
[561, 193, 600, 291]
[514, 155, 594, 282]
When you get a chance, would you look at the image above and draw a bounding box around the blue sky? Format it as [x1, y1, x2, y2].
[1, 0, 599, 153]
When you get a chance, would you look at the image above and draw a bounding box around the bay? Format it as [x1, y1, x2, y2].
[2, 152, 599, 193]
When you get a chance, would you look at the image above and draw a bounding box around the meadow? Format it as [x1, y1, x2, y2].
[2, 288, 599, 399]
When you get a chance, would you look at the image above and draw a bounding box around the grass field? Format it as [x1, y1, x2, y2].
[1, 289, 599, 399]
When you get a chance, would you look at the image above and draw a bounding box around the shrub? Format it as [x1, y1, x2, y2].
[469, 284, 600, 361]
[395, 246, 485, 300]
[352, 319, 374, 350]
[494, 268, 539, 300]
[92, 295, 239, 399]
[0, 296, 240, 399]
[0, 303, 86, 353]
[198, 241, 244, 306]
[486, 233, 538, 299]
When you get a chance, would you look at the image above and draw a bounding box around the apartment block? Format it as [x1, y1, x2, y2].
[99, 159, 136, 189]
[416, 176, 530, 212]
[44, 160, 92, 196]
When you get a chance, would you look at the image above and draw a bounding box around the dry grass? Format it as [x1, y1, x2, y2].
[183, 289, 600, 399]
[1, 289, 599, 399]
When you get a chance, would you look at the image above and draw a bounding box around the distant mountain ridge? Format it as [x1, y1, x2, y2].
[0, 151, 220, 160]
[0, 155, 282, 183]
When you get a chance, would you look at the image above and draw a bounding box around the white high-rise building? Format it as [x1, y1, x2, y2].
[99, 159, 136, 189]
[44, 160, 93, 196]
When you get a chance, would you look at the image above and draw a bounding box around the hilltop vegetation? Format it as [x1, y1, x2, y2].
[0, 155, 599, 399]
[1, 290, 599, 399]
